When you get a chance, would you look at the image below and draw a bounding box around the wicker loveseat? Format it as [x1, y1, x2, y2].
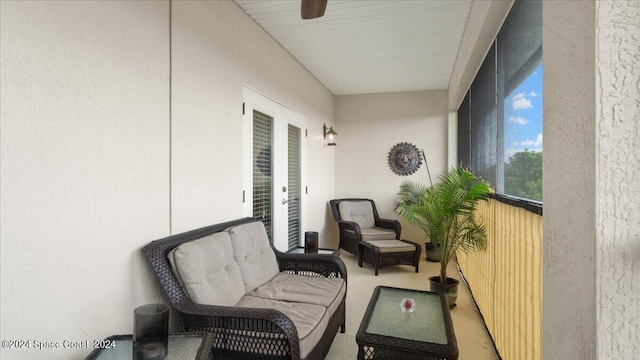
[142, 217, 347, 360]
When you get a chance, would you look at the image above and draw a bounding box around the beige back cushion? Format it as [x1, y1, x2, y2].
[167, 231, 245, 306]
[338, 201, 375, 229]
[228, 221, 280, 293]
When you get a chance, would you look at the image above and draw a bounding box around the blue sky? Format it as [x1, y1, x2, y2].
[504, 63, 543, 161]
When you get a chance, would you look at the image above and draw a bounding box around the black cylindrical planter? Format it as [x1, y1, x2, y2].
[305, 231, 319, 253]
[429, 276, 459, 308]
[424, 242, 441, 262]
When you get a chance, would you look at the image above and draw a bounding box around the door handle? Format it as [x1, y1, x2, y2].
[282, 199, 290, 204]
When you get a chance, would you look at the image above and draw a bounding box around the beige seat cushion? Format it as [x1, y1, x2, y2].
[365, 239, 416, 253]
[247, 273, 346, 317]
[167, 231, 245, 306]
[338, 201, 375, 229]
[228, 221, 280, 293]
[236, 296, 329, 359]
[357, 227, 396, 241]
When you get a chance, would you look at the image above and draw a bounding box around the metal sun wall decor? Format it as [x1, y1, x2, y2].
[388, 142, 423, 176]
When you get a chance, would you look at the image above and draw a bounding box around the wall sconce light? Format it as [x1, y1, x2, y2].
[323, 123, 337, 146]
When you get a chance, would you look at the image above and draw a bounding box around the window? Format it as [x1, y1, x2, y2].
[458, 0, 542, 204]
[502, 65, 543, 201]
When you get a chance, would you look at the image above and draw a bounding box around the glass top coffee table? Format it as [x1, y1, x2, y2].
[356, 286, 458, 360]
[84, 333, 213, 360]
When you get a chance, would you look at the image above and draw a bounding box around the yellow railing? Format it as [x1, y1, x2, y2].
[457, 199, 543, 360]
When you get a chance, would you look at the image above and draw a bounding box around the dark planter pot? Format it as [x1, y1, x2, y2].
[424, 242, 440, 262]
[429, 276, 459, 308]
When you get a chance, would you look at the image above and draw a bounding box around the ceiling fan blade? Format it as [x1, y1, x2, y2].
[301, 0, 327, 19]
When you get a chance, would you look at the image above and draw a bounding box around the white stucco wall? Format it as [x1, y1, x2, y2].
[543, 1, 598, 358]
[1, 1, 171, 359]
[543, 1, 640, 359]
[0, 1, 335, 358]
[334, 90, 448, 246]
[596, 1, 640, 358]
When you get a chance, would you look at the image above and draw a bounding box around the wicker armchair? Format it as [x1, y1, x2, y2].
[142, 217, 347, 360]
[329, 198, 400, 253]
[329, 199, 421, 275]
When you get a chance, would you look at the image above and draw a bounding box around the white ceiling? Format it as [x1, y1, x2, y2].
[234, 0, 472, 96]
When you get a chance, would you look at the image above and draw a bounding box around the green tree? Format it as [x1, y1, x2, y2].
[504, 149, 542, 201]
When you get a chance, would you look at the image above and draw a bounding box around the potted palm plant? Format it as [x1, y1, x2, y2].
[396, 166, 491, 307]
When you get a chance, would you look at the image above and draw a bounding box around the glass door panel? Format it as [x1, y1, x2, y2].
[252, 110, 273, 241]
[287, 124, 301, 250]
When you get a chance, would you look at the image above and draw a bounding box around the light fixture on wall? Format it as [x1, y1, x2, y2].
[323, 123, 337, 146]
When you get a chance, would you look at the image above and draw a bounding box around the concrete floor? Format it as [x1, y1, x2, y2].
[325, 251, 499, 359]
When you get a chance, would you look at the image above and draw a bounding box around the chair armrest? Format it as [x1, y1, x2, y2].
[177, 301, 302, 360]
[275, 251, 348, 281]
[376, 218, 401, 239]
[337, 220, 361, 235]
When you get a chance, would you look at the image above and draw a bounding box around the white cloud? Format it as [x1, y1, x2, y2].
[512, 92, 533, 110]
[518, 133, 543, 147]
[529, 92, 538, 97]
[508, 116, 529, 125]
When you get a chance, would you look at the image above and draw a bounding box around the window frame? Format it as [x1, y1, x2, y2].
[457, 0, 543, 214]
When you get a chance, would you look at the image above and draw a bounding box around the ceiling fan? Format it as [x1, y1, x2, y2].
[301, 0, 327, 19]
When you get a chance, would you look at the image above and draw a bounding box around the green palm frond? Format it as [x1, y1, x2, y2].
[395, 180, 428, 226]
[395, 166, 492, 283]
